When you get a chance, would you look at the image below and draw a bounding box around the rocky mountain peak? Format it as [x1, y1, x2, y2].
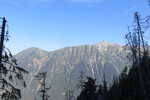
[95, 40, 113, 46]
[95, 40, 115, 51]
[16, 41, 129, 100]
[101, 40, 111, 44]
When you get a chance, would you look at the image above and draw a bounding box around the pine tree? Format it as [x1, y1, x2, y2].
[102, 75, 108, 100]
[0, 17, 28, 100]
[35, 71, 51, 100]
[125, 12, 149, 100]
[77, 77, 97, 100]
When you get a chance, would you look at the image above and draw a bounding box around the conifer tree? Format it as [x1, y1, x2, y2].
[77, 77, 97, 100]
[102, 75, 108, 100]
[0, 17, 28, 100]
[125, 12, 149, 100]
[35, 71, 51, 100]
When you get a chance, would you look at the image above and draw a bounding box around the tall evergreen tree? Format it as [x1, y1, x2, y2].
[118, 67, 129, 100]
[125, 12, 149, 66]
[106, 11, 150, 100]
[77, 77, 97, 100]
[125, 12, 149, 100]
[102, 75, 108, 100]
[0, 17, 28, 100]
[35, 71, 51, 100]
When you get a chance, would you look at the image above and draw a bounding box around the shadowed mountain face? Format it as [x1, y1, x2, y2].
[15, 41, 129, 100]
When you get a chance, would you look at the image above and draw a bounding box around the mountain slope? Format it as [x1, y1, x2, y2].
[15, 41, 129, 100]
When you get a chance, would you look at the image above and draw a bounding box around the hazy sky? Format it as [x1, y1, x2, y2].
[0, 0, 150, 54]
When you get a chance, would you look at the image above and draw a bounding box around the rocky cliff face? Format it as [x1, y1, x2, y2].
[15, 41, 129, 100]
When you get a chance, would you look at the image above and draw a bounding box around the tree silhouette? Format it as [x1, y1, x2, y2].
[97, 11, 150, 100]
[125, 12, 149, 66]
[35, 71, 51, 100]
[125, 12, 149, 100]
[77, 77, 97, 100]
[102, 75, 108, 100]
[97, 75, 108, 100]
[0, 17, 28, 100]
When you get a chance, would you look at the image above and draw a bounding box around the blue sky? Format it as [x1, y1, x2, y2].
[0, 0, 150, 54]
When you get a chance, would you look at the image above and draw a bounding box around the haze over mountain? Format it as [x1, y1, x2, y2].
[15, 41, 129, 100]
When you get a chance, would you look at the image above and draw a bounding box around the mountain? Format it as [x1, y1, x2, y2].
[15, 41, 129, 100]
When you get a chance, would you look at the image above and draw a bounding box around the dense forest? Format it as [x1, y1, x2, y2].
[77, 7, 150, 100]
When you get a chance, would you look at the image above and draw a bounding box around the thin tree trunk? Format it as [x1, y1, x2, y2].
[0, 18, 6, 77]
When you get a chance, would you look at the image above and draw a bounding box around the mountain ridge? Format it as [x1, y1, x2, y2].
[17, 40, 122, 54]
[15, 41, 129, 100]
